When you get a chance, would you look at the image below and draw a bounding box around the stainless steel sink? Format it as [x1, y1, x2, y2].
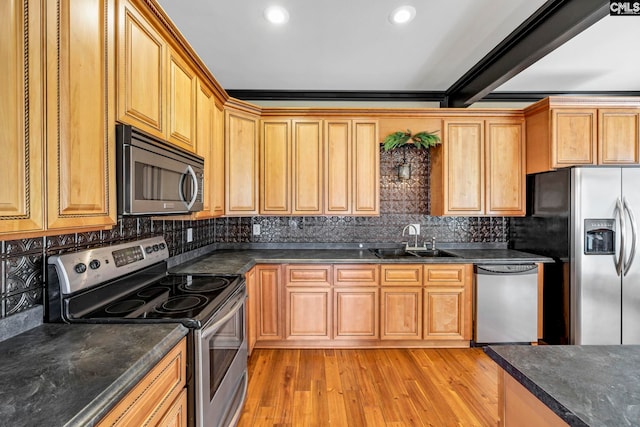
[410, 249, 457, 258]
[368, 248, 457, 259]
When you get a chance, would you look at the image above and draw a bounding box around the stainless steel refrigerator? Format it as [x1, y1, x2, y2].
[511, 167, 640, 345]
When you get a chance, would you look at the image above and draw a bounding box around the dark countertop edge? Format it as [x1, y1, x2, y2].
[483, 347, 589, 427]
[67, 324, 189, 427]
[169, 250, 554, 276]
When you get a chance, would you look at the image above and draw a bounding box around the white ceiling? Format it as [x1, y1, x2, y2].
[156, 1, 640, 99]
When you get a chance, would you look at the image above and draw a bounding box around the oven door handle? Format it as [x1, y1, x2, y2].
[201, 291, 245, 339]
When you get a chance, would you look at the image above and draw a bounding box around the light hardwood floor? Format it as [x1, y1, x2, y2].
[237, 348, 499, 426]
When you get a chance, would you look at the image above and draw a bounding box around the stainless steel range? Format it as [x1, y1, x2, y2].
[45, 236, 247, 427]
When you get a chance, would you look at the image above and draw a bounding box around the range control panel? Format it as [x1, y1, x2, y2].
[48, 236, 169, 295]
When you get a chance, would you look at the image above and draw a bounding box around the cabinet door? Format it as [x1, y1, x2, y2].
[423, 287, 466, 340]
[292, 120, 323, 215]
[352, 120, 379, 215]
[117, 0, 165, 138]
[485, 120, 525, 216]
[381, 287, 422, 340]
[225, 109, 258, 215]
[210, 102, 225, 216]
[552, 109, 597, 167]
[195, 80, 214, 219]
[325, 120, 352, 214]
[245, 268, 257, 355]
[284, 264, 332, 286]
[0, 0, 44, 235]
[381, 265, 423, 286]
[286, 288, 332, 340]
[443, 120, 484, 215]
[46, 0, 116, 230]
[333, 264, 379, 286]
[599, 109, 640, 165]
[424, 264, 468, 287]
[334, 288, 379, 339]
[424, 264, 472, 340]
[260, 119, 291, 214]
[157, 388, 187, 427]
[167, 49, 196, 151]
[255, 265, 283, 340]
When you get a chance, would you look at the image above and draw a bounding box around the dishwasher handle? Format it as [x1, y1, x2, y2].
[476, 264, 538, 275]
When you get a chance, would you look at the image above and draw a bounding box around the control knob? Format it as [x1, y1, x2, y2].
[74, 263, 87, 274]
[89, 259, 101, 270]
[145, 246, 153, 254]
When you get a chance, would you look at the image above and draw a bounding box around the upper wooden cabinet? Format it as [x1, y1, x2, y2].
[260, 119, 323, 215]
[225, 107, 259, 215]
[117, 0, 165, 138]
[2, 0, 117, 238]
[167, 48, 197, 151]
[117, 0, 199, 152]
[431, 117, 525, 217]
[599, 109, 639, 164]
[525, 97, 640, 173]
[325, 119, 380, 216]
[46, 0, 117, 231]
[195, 80, 223, 219]
[1, 0, 45, 236]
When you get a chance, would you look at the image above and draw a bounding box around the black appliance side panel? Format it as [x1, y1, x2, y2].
[509, 169, 571, 344]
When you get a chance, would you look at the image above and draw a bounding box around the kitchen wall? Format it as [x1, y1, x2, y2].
[0, 148, 508, 320]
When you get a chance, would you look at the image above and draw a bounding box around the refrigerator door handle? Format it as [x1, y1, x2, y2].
[623, 197, 637, 276]
[615, 198, 625, 277]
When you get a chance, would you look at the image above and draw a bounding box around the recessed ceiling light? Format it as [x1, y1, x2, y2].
[389, 5, 416, 25]
[264, 5, 289, 25]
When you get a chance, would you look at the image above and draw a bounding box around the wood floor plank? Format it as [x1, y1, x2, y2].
[238, 347, 499, 427]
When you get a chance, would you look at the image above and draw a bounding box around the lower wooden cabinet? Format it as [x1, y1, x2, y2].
[97, 338, 187, 427]
[381, 287, 422, 340]
[423, 264, 473, 341]
[334, 287, 379, 339]
[286, 288, 332, 339]
[254, 265, 284, 341]
[246, 267, 257, 356]
[498, 369, 568, 427]
[424, 287, 467, 340]
[247, 263, 473, 349]
[284, 264, 332, 340]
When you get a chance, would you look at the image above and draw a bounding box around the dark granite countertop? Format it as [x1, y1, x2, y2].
[0, 323, 188, 427]
[169, 247, 552, 275]
[485, 345, 640, 427]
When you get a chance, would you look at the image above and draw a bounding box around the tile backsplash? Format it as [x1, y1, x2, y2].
[0, 147, 509, 319]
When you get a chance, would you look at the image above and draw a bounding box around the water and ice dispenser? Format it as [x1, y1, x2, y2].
[584, 219, 615, 255]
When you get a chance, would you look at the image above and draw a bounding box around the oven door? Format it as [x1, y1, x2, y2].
[195, 286, 248, 427]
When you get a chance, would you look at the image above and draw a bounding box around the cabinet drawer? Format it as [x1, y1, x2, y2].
[424, 264, 469, 286]
[284, 264, 332, 286]
[97, 338, 187, 427]
[380, 265, 423, 286]
[333, 264, 379, 286]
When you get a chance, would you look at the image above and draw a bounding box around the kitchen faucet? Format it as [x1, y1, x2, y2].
[401, 224, 420, 250]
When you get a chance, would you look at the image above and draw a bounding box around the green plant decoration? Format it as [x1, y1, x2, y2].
[382, 129, 441, 151]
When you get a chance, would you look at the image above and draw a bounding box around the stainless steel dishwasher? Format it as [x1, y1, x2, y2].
[474, 264, 538, 344]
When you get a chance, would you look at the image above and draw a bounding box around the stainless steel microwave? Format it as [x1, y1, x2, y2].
[116, 124, 204, 216]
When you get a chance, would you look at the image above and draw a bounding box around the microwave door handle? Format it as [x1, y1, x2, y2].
[623, 197, 637, 276]
[615, 198, 625, 277]
[180, 165, 199, 209]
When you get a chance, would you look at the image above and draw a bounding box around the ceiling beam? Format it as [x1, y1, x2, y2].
[442, 0, 610, 108]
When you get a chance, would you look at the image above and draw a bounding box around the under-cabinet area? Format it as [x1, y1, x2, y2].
[246, 263, 474, 351]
